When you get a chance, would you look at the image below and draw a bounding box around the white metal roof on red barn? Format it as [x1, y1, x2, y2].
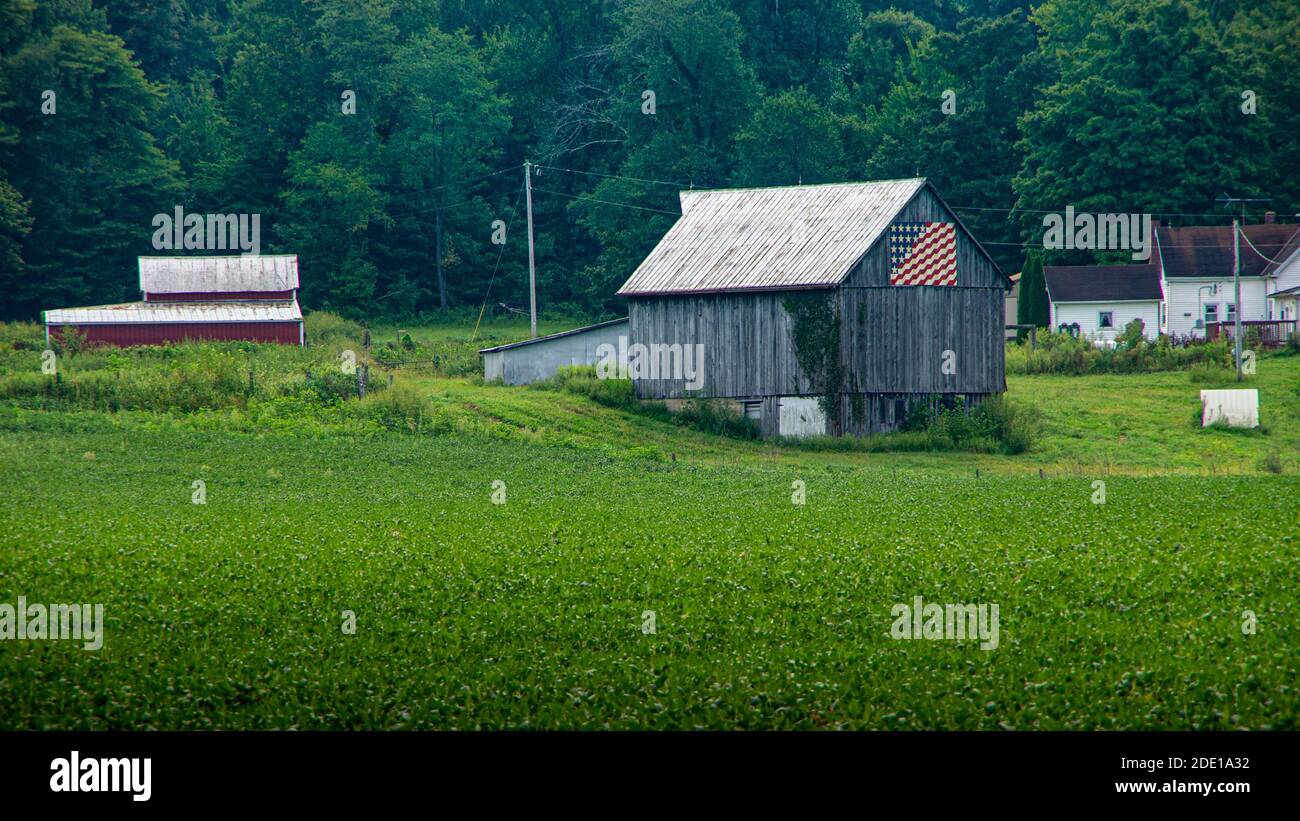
[138, 255, 300, 294]
[616, 178, 928, 296]
[44, 300, 302, 325]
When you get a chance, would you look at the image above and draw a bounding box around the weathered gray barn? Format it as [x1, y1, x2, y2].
[480, 317, 628, 385]
[616, 179, 1010, 437]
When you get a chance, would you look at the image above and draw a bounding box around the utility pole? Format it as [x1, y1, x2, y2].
[1233, 218, 1242, 381]
[1216, 194, 1270, 381]
[524, 160, 537, 338]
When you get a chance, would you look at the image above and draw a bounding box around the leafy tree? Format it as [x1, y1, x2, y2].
[386, 28, 510, 311]
[1014, 0, 1269, 261]
[280, 121, 388, 315]
[845, 10, 1045, 272]
[1224, 0, 1300, 215]
[573, 0, 758, 312]
[0, 14, 181, 317]
[735, 88, 844, 186]
[99, 0, 223, 82]
[731, 0, 861, 94]
[0, 178, 32, 281]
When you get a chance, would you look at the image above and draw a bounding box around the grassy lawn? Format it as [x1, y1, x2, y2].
[0, 319, 1296, 729]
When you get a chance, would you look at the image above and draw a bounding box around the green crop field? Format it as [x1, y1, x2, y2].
[0, 318, 1297, 730]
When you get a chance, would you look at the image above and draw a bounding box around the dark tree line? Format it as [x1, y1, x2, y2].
[0, 0, 1295, 321]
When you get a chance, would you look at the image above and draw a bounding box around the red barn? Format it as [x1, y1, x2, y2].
[45, 255, 304, 347]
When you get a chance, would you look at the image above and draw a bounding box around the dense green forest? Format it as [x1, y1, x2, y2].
[0, 0, 1295, 322]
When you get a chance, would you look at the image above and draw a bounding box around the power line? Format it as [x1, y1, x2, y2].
[1238, 229, 1295, 265]
[532, 186, 681, 216]
[308, 191, 490, 229]
[472, 182, 528, 342]
[379, 163, 522, 196]
[980, 239, 1298, 249]
[950, 203, 1294, 220]
[533, 164, 690, 189]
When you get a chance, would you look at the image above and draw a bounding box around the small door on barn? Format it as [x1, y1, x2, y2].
[778, 397, 826, 437]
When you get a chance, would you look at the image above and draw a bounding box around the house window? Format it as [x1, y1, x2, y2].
[1225, 303, 1237, 322]
[1098, 311, 1114, 329]
[1204, 304, 1219, 325]
[741, 400, 762, 421]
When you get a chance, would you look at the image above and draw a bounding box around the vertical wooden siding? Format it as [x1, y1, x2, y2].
[628, 292, 816, 399]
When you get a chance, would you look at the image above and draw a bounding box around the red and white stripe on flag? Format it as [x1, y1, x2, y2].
[888, 222, 957, 286]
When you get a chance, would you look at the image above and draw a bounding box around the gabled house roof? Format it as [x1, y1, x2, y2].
[138, 255, 300, 294]
[1156, 224, 1300, 278]
[1262, 227, 1300, 277]
[616, 178, 1003, 296]
[1043, 264, 1162, 303]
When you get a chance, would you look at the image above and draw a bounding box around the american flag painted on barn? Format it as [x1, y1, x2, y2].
[888, 222, 957, 286]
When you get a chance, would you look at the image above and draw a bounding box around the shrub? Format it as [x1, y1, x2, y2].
[349, 382, 436, 431]
[1008, 330, 1230, 375]
[1118, 318, 1146, 349]
[299, 369, 363, 404]
[304, 311, 364, 347]
[1260, 451, 1284, 474]
[673, 398, 760, 439]
[539, 365, 637, 408]
[883, 394, 1039, 454]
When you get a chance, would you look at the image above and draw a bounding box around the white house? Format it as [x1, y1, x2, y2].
[1156, 220, 1300, 341]
[1044, 264, 1162, 341]
[1261, 225, 1300, 325]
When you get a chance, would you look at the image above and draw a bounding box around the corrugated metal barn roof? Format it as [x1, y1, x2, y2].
[45, 300, 302, 325]
[138, 255, 300, 293]
[616, 178, 926, 296]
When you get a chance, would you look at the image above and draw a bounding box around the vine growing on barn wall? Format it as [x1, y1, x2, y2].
[782, 291, 843, 421]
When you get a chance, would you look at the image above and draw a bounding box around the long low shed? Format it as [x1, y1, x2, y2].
[480, 318, 629, 385]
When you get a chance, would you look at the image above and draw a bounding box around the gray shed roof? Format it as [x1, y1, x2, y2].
[616, 178, 927, 296]
[138, 255, 300, 293]
[477, 317, 628, 353]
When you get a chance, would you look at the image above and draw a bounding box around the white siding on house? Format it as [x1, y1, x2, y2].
[1164, 278, 1268, 338]
[1049, 300, 1160, 341]
[1270, 293, 1298, 322]
[1271, 255, 1300, 293]
[1266, 255, 1300, 319]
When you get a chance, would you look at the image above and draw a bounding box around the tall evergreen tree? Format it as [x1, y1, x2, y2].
[1017, 249, 1049, 329]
